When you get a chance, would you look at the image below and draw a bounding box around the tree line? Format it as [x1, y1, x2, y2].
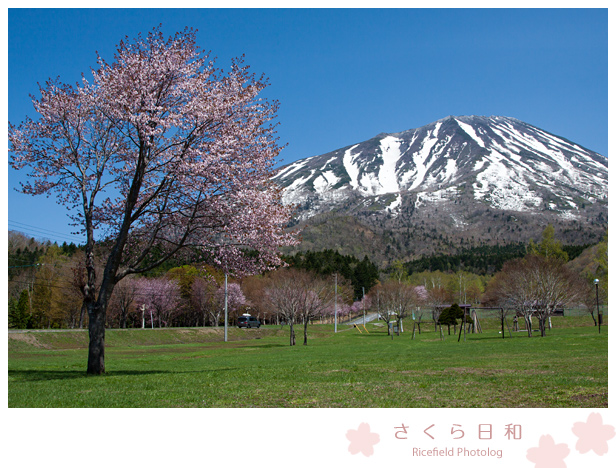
[7, 231, 368, 334]
[402, 240, 592, 276]
[9, 225, 607, 349]
[284, 249, 379, 300]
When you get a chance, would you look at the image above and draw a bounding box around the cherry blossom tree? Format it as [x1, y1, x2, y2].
[191, 276, 218, 326]
[296, 274, 335, 345]
[350, 296, 372, 317]
[375, 280, 418, 335]
[425, 285, 449, 332]
[9, 27, 296, 374]
[110, 276, 141, 328]
[484, 255, 583, 337]
[322, 278, 353, 325]
[214, 282, 246, 325]
[265, 269, 337, 345]
[265, 269, 304, 346]
[135, 277, 182, 328]
[239, 274, 271, 324]
[330, 302, 351, 323]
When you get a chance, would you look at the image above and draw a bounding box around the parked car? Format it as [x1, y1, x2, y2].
[237, 315, 261, 328]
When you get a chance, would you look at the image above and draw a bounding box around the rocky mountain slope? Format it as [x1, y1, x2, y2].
[274, 116, 608, 266]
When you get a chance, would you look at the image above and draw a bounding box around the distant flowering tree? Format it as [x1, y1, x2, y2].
[9, 27, 296, 374]
[265, 268, 335, 346]
[350, 296, 372, 316]
[484, 254, 583, 337]
[214, 282, 246, 324]
[297, 274, 335, 345]
[137, 277, 182, 328]
[425, 285, 449, 332]
[191, 276, 218, 326]
[323, 301, 351, 324]
[375, 280, 419, 335]
[265, 269, 303, 345]
[109, 276, 138, 328]
[333, 303, 351, 321]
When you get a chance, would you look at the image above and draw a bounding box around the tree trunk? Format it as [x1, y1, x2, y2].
[303, 318, 309, 345]
[120, 308, 127, 329]
[87, 302, 106, 375]
[539, 317, 547, 337]
[78, 302, 86, 328]
[289, 321, 296, 346]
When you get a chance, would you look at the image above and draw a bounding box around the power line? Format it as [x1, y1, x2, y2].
[8, 226, 84, 244]
[9, 220, 81, 238]
[8, 220, 85, 244]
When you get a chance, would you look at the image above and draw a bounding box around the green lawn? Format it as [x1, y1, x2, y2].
[7, 317, 607, 408]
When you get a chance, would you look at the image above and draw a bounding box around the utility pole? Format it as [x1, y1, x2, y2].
[362, 286, 366, 326]
[224, 272, 229, 342]
[594, 279, 601, 334]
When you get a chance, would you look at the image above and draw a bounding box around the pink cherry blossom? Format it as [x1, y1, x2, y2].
[346, 422, 380, 457]
[526, 435, 570, 468]
[572, 412, 615, 455]
[9, 26, 297, 374]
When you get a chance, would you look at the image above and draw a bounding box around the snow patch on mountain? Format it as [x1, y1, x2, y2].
[343, 144, 361, 190]
[450, 213, 468, 228]
[275, 157, 310, 180]
[473, 151, 543, 211]
[313, 170, 340, 193]
[386, 193, 403, 217]
[359, 171, 381, 195]
[377, 136, 403, 194]
[402, 131, 439, 191]
[443, 157, 458, 181]
[274, 115, 607, 223]
[456, 119, 485, 148]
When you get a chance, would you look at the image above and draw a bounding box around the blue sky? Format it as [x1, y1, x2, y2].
[6, 8, 608, 245]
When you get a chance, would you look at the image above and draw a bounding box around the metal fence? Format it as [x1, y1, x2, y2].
[411, 306, 607, 319]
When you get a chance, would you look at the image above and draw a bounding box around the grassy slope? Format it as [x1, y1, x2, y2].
[8, 318, 607, 408]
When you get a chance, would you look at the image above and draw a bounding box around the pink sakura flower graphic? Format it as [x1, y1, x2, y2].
[572, 412, 615, 455]
[346, 422, 380, 457]
[526, 435, 570, 468]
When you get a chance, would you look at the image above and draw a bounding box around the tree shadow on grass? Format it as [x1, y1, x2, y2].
[9, 367, 240, 382]
[252, 343, 288, 349]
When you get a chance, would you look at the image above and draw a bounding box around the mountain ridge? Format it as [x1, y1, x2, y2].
[274, 115, 607, 266]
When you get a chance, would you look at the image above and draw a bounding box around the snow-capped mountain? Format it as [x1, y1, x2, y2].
[274, 116, 607, 263]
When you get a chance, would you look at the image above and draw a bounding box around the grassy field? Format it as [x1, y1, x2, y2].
[8, 316, 607, 408]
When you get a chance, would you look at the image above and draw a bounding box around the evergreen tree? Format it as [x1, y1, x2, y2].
[285, 250, 379, 300]
[438, 303, 465, 335]
[8, 289, 31, 329]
